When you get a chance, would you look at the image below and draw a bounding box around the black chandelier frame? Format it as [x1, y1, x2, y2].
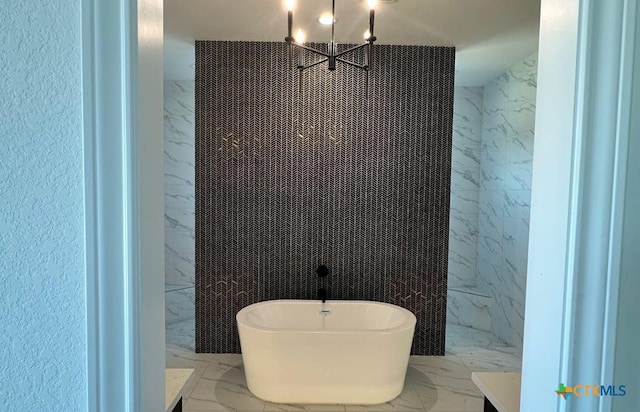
[285, 0, 377, 74]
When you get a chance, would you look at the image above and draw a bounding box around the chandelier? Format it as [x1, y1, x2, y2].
[285, 0, 378, 78]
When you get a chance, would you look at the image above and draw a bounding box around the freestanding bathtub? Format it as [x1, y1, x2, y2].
[236, 299, 416, 404]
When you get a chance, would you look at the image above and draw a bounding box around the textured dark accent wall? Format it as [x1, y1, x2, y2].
[195, 41, 454, 355]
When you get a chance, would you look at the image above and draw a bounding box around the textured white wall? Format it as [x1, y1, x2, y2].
[0, 1, 87, 410]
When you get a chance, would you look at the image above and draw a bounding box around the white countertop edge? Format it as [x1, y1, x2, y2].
[471, 371, 521, 412]
[165, 368, 195, 412]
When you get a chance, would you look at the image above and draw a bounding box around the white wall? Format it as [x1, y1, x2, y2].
[137, 0, 166, 409]
[0, 1, 87, 409]
[613, 8, 640, 406]
[520, 0, 579, 409]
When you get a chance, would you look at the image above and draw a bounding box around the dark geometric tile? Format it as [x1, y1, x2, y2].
[195, 41, 455, 355]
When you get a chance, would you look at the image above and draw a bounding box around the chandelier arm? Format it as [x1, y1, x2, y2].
[335, 57, 368, 71]
[335, 42, 370, 58]
[298, 58, 330, 71]
[293, 43, 330, 58]
[331, 0, 336, 44]
[287, 6, 293, 69]
[369, 8, 375, 37]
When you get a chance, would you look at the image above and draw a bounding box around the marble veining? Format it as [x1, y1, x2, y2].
[476, 54, 537, 349]
[448, 55, 536, 350]
[165, 80, 196, 350]
[166, 316, 196, 352]
[447, 289, 492, 332]
[448, 87, 483, 289]
[166, 287, 195, 323]
[165, 184, 195, 209]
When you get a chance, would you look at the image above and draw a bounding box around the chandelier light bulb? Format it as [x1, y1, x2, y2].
[295, 28, 306, 44]
[364, 29, 371, 40]
[367, 0, 378, 10]
[286, 0, 295, 11]
[318, 13, 335, 26]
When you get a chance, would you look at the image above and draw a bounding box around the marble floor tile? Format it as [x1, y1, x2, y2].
[166, 348, 215, 401]
[265, 403, 346, 411]
[408, 356, 469, 378]
[201, 354, 244, 380]
[166, 348, 217, 377]
[185, 368, 267, 412]
[407, 361, 479, 403]
[409, 359, 483, 411]
[416, 385, 483, 411]
[343, 382, 423, 411]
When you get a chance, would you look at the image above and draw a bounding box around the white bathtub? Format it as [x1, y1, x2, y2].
[236, 299, 416, 405]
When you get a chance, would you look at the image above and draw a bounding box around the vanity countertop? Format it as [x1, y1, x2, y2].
[471, 371, 521, 412]
[166, 368, 194, 412]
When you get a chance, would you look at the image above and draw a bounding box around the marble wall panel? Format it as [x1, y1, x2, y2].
[477, 54, 537, 349]
[448, 212, 479, 287]
[165, 80, 196, 349]
[448, 87, 483, 288]
[446, 289, 492, 332]
[166, 287, 196, 351]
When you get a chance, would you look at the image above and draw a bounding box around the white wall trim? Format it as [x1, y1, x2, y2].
[83, 0, 136, 409]
[600, 0, 636, 406]
[132, 0, 166, 410]
[522, 0, 639, 410]
[611, 2, 640, 404]
[83, 0, 164, 410]
[560, 0, 637, 410]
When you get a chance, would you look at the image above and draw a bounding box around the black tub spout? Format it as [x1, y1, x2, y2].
[318, 287, 327, 303]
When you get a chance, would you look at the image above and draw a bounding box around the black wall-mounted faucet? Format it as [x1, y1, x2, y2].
[316, 264, 329, 278]
[317, 265, 329, 303]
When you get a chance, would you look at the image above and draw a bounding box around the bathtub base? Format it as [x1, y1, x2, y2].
[247, 382, 404, 405]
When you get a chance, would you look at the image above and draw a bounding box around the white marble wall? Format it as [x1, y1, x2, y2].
[165, 80, 196, 350]
[477, 54, 537, 349]
[448, 87, 483, 288]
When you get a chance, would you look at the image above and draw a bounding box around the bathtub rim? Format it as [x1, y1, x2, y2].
[236, 299, 417, 334]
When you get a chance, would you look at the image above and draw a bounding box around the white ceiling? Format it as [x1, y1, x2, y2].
[164, 0, 540, 86]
